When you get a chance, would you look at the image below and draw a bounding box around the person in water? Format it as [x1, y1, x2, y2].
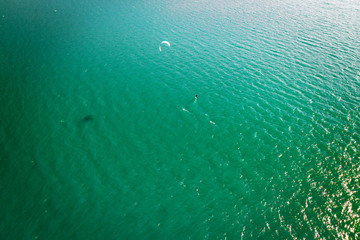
[195, 94, 198, 100]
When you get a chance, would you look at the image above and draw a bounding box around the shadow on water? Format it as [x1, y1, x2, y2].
[82, 115, 94, 122]
[78, 115, 95, 137]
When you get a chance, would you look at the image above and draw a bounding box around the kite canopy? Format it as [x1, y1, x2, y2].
[159, 41, 170, 51]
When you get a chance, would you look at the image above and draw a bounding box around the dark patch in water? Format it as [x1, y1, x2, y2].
[83, 115, 94, 122]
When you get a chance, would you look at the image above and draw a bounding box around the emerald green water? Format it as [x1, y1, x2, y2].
[1, 0, 360, 239]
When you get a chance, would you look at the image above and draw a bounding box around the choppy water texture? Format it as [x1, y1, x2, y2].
[1, 0, 360, 239]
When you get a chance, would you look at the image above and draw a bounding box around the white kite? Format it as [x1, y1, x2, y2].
[159, 41, 170, 52]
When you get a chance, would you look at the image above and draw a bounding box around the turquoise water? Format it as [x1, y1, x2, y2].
[1, 0, 360, 239]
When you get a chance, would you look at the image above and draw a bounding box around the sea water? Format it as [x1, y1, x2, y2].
[1, 0, 360, 239]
